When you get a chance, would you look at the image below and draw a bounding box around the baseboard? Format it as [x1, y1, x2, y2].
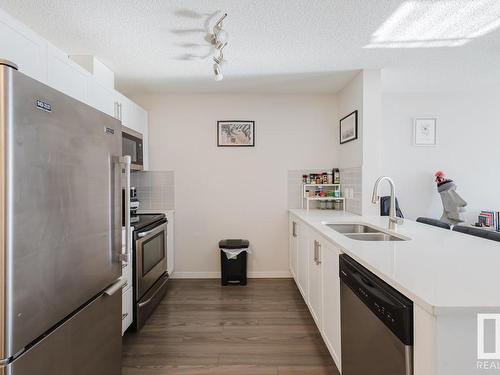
[171, 271, 292, 279]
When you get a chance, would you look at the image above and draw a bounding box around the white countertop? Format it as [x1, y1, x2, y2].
[290, 209, 500, 315]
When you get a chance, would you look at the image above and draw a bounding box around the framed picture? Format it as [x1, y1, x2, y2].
[217, 121, 255, 147]
[414, 118, 437, 146]
[339, 110, 358, 144]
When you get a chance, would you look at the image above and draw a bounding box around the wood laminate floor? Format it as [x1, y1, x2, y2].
[122, 279, 340, 375]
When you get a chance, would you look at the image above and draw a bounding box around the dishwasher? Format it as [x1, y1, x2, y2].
[339, 254, 414, 375]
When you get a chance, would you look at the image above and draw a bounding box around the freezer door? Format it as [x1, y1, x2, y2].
[0, 287, 122, 375]
[0, 65, 122, 359]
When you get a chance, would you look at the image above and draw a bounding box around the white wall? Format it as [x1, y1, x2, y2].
[380, 89, 500, 223]
[337, 70, 382, 216]
[338, 72, 364, 169]
[133, 93, 339, 277]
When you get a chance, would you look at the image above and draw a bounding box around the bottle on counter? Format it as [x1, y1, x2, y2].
[333, 168, 340, 184]
[302, 175, 308, 184]
[315, 174, 321, 184]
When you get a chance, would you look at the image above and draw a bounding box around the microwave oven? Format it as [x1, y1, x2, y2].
[122, 126, 143, 171]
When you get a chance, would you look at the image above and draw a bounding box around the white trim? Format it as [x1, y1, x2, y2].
[171, 271, 292, 279]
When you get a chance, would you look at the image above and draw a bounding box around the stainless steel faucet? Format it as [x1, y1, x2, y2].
[372, 176, 404, 231]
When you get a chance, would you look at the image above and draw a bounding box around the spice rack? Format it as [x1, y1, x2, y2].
[301, 184, 345, 212]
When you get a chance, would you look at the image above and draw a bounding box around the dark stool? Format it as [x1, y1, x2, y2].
[219, 239, 249, 286]
[452, 226, 489, 239]
[416, 217, 451, 230]
[487, 231, 500, 242]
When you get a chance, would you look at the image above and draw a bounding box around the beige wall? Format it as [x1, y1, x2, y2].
[133, 93, 339, 277]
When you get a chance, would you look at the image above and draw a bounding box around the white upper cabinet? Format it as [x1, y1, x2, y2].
[87, 79, 115, 117]
[46, 45, 88, 103]
[0, 8, 149, 169]
[0, 9, 46, 82]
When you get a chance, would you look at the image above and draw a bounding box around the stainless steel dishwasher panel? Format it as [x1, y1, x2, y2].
[341, 282, 412, 375]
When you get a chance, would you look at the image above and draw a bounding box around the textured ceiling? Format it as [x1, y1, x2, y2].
[1, 0, 499, 94]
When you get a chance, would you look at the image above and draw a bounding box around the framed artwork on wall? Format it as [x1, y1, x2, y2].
[339, 110, 358, 144]
[414, 118, 437, 146]
[217, 121, 255, 147]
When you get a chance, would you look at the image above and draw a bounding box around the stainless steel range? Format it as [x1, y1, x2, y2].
[131, 213, 169, 331]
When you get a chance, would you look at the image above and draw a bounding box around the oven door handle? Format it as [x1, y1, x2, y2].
[138, 229, 155, 238]
[137, 223, 167, 239]
[138, 276, 169, 307]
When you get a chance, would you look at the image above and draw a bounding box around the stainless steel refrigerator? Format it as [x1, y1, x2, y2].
[0, 60, 124, 374]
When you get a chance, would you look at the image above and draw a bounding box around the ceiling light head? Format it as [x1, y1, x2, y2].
[213, 63, 223, 81]
[214, 13, 227, 30]
[216, 29, 229, 45]
[210, 12, 228, 82]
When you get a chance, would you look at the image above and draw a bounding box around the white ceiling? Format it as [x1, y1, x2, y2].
[1, 0, 499, 94]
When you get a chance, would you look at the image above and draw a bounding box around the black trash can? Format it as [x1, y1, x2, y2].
[219, 239, 249, 286]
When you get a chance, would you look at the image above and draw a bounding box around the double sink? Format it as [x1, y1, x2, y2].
[325, 223, 409, 242]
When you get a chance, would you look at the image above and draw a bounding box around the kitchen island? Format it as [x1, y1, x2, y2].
[289, 208, 500, 375]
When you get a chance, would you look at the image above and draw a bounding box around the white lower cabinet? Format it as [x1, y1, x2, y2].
[321, 241, 342, 370]
[121, 285, 133, 335]
[308, 236, 323, 328]
[289, 213, 342, 371]
[296, 223, 310, 300]
[121, 226, 133, 335]
[289, 217, 299, 278]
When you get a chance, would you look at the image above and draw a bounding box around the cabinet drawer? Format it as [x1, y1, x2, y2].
[121, 286, 133, 335]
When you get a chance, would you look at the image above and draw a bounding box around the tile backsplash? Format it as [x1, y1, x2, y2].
[340, 167, 362, 215]
[131, 171, 175, 210]
[287, 169, 335, 210]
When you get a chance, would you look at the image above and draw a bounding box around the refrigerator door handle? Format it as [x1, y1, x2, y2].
[120, 155, 131, 262]
[104, 279, 127, 296]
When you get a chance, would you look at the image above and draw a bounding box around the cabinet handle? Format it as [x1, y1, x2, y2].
[313, 240, 318, 263]
[292, 221, 297, 237]
[317, 242, 322, 264]
[122, 313, 129, 321]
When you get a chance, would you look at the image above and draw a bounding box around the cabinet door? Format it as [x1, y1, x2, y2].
[308, 236, 323, 328]
[47, 47, 88, 102]
[87, 79, 115, 117]
[289, 217, 299, 279]
[322, 241, 342, 369]
[0, 11, 47, 83]
[296, 224, 309, 300]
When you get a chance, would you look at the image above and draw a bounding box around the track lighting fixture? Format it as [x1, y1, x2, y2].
[210, 12, 228, 81]
[213, 62, 223, 81]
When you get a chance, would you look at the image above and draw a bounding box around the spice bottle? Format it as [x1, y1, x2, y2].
[327, 171, 333, 184]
